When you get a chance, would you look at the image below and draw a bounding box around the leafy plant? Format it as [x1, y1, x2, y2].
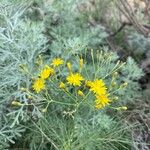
[128, 33, 150, 59]
[0, 1, 47, 148]
[0, 0, 144, 150]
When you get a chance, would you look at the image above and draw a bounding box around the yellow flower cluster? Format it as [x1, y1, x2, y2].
[86, 79, 110, 109]
[65, 60, 110, 109]
[32, 56, 111, 109]
[32, 58, 63, 93]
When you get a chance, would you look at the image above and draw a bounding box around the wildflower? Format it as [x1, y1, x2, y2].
[77, 90, 84, 96]
[59, 82, 66, 89]
[32, 78, 45, 93]
[66, 73, 84, 86]
[116, 106, 127, 111]
[95, 94, 111, 109]
[52, 58, 64, 67]
[90, 79, 107, 95]
[79, 58, 84, 69]
[40, 65, 54, 79]
[67, 62, 72, 71]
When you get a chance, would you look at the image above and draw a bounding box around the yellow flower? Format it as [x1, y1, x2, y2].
[40, 65, 54, 79]
[59, 82, 66, 89]
[77, 90, 84, 96]
[67, 62, 72, 71]
[32, 78, 45, 93]
[52, 58, 64, 67]
[79, 58, 84, 69]
[95, 94, 111, 109]
[66, 73, 84, 86]
[90, 79, 107, 95]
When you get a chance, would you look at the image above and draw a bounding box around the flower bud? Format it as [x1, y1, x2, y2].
[42, 108, 47, 113]
[111, 81, 117, 87]
[12, 101, 22, 106]
[59, 82, 65, 89]
[79, 58, 84, 69]
[36, 55, 43, 66]
[120, 82, 128, 89]
[113, 96, 119, 100]
[113, 72, 118, 77]
[85, 80, 92, 87]
[20, 87, 27, 92]
[67, 62, 72, 71]
[28, 95, 33, 100]
[77, 90, 84, 96]
[116, 106, 127, 111]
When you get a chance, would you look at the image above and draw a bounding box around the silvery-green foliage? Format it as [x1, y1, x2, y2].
[43, 0, 108, 56]
[0, 20, 47, 103]
[128, 33, 150, 58]
[117, 57, 143, 104]
[23, 110, 132, 150]
[0, 123, 25, 149]
[17, 49, 141, 150]
[0, 1, 47, 147]
[0, 0, 144, 149]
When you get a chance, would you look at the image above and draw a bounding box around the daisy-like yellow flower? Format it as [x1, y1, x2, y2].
[66, 73, 84, 86]
[32, 78, 45, 93]
[59, 82, 66, 89]
[77, 90, 84, 96]
[52, 58, 64, 67]
[40, 65, 54, 79]
[90, 79, 107, 95]
[95, 94, 111, 109]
